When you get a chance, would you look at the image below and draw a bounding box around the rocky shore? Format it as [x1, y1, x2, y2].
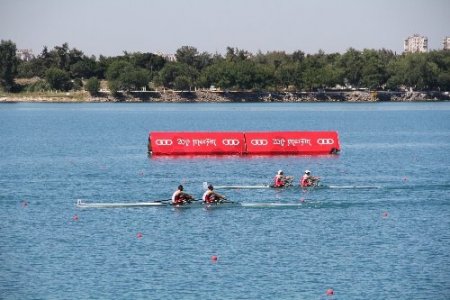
[1, 90, 449, 103]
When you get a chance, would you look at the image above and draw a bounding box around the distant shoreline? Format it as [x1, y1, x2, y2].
[1, 90, 449, 103]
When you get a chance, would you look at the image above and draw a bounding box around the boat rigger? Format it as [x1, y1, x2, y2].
[148, 131, 340, 155]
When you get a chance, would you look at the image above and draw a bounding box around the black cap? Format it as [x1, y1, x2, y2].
[178, 185, 183, 190]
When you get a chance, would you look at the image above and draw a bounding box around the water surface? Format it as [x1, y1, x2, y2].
[1, 102, 449, 299]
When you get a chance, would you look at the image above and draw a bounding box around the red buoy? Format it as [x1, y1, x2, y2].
[326, 288, 334, 296]
[137, 232, 143, 239]
[211, 255, 218, 262]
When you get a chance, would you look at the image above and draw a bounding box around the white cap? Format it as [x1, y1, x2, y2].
[277, 170, 283, 175]
[305, 170, 311, 174]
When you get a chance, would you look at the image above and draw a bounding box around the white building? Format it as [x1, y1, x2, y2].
[443, 36, 450, 50]
[156, 51, 177, 62]
[16, 49, 35, 61]
[404, 34, 428, 53]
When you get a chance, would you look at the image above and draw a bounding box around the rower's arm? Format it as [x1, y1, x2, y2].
[216, 192, 225, 199]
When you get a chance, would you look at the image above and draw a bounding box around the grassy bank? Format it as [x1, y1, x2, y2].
[0, 90, 89, 102]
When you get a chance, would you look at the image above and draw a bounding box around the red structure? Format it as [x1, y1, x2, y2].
[149, 131, 246, 155]
[149, 131, 340, 155]
[244, 131, 340, 155]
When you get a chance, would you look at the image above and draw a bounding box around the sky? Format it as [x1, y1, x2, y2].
[1, 0, 449, 57]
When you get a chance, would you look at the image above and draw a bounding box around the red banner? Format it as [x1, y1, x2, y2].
[149, 132, 246, 155]
[244, 131, 340, 155]
[149, 131, 340, 155]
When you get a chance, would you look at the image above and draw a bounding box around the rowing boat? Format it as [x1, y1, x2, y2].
[76, 199, 165, 208]
[76, 199, 307, 209]
[211, 184, 272, 189]
[203, 181, 381, 190]
[202, 181, 315, 190]
[203, 181, 278, 190]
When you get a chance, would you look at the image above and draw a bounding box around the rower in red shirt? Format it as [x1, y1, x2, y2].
[171, 185, 194, 205]
[273, 170, 293, 188]
[300, 170, 320, 187]
[202, 184, 226, 203]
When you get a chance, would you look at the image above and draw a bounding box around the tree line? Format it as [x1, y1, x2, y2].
[1, 40, 449, 95]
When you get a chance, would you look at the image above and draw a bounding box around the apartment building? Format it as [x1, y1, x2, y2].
[443, 36, 450, 50]
[404, 34, 428, 53]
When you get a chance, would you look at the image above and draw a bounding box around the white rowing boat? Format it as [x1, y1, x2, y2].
[76, 199, 307, 209]
[203, 181, 381, 190]
[76, 199, 165, 208]
[212, 184, 272, 189]
[203, 181, 272, 190]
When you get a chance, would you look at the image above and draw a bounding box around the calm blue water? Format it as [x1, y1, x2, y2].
[1, 102, 449, 299]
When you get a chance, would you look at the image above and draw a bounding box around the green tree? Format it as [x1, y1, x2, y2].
[174, 46, 212, 71]
[275, 63, 298, 90]
[120, 68, 151, 91]
[225, 47, 252, 62]
[428, 50, 450, 90]
[360, 49, 394, 89]
[70, 57, 99, 79]
[158, 62, 198, 90]
[199, 60, 235, 89]
[175, 46, 199, 67]
[45, 67, 72, 91]
[0, 40, 19, 91]
[85, 77, 100, 95]
[387, 53, 439, 90]
[301, 51, 339, 90]
[173, 75, 191, 90]
[126, 52, 166, 79]
[338, 48, 363, 88]
[106, 60, 150, 92]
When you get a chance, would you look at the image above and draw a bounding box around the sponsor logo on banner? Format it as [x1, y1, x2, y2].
[155, 139, 173, 146]
[177, 138, 191, 146]
[288, 139, 312, 146]
[317, 138, 334, 145]
[250, 139, 268, 146]
[222, 139, 240, 146]
[193, 139, 217, 147]
[273, 139, 285, 147]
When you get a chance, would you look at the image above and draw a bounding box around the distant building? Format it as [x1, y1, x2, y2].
[156, 51, 177, 62]
[16, 49, 35, 61]
[443, 36, 450, 50]
[404, 34, 428, 53]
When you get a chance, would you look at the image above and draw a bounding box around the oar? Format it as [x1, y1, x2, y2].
[219, 198, 234, 204]
[153, 199, 172, 203]
[185, 198, 200, 203]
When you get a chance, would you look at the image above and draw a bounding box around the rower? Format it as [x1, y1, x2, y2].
[273, 170, 293, 188]
[202, 184, 226, 203]
[300, 170, 319, 187]
[171, 185, 194, 205]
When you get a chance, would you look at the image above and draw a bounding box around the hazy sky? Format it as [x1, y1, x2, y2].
[1, 0, 449, 57]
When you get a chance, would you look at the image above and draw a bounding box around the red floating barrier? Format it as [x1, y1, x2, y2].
[245, 131, 340, 155]
[149, 132, 245, 155]
[149, 131, 340, 155]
